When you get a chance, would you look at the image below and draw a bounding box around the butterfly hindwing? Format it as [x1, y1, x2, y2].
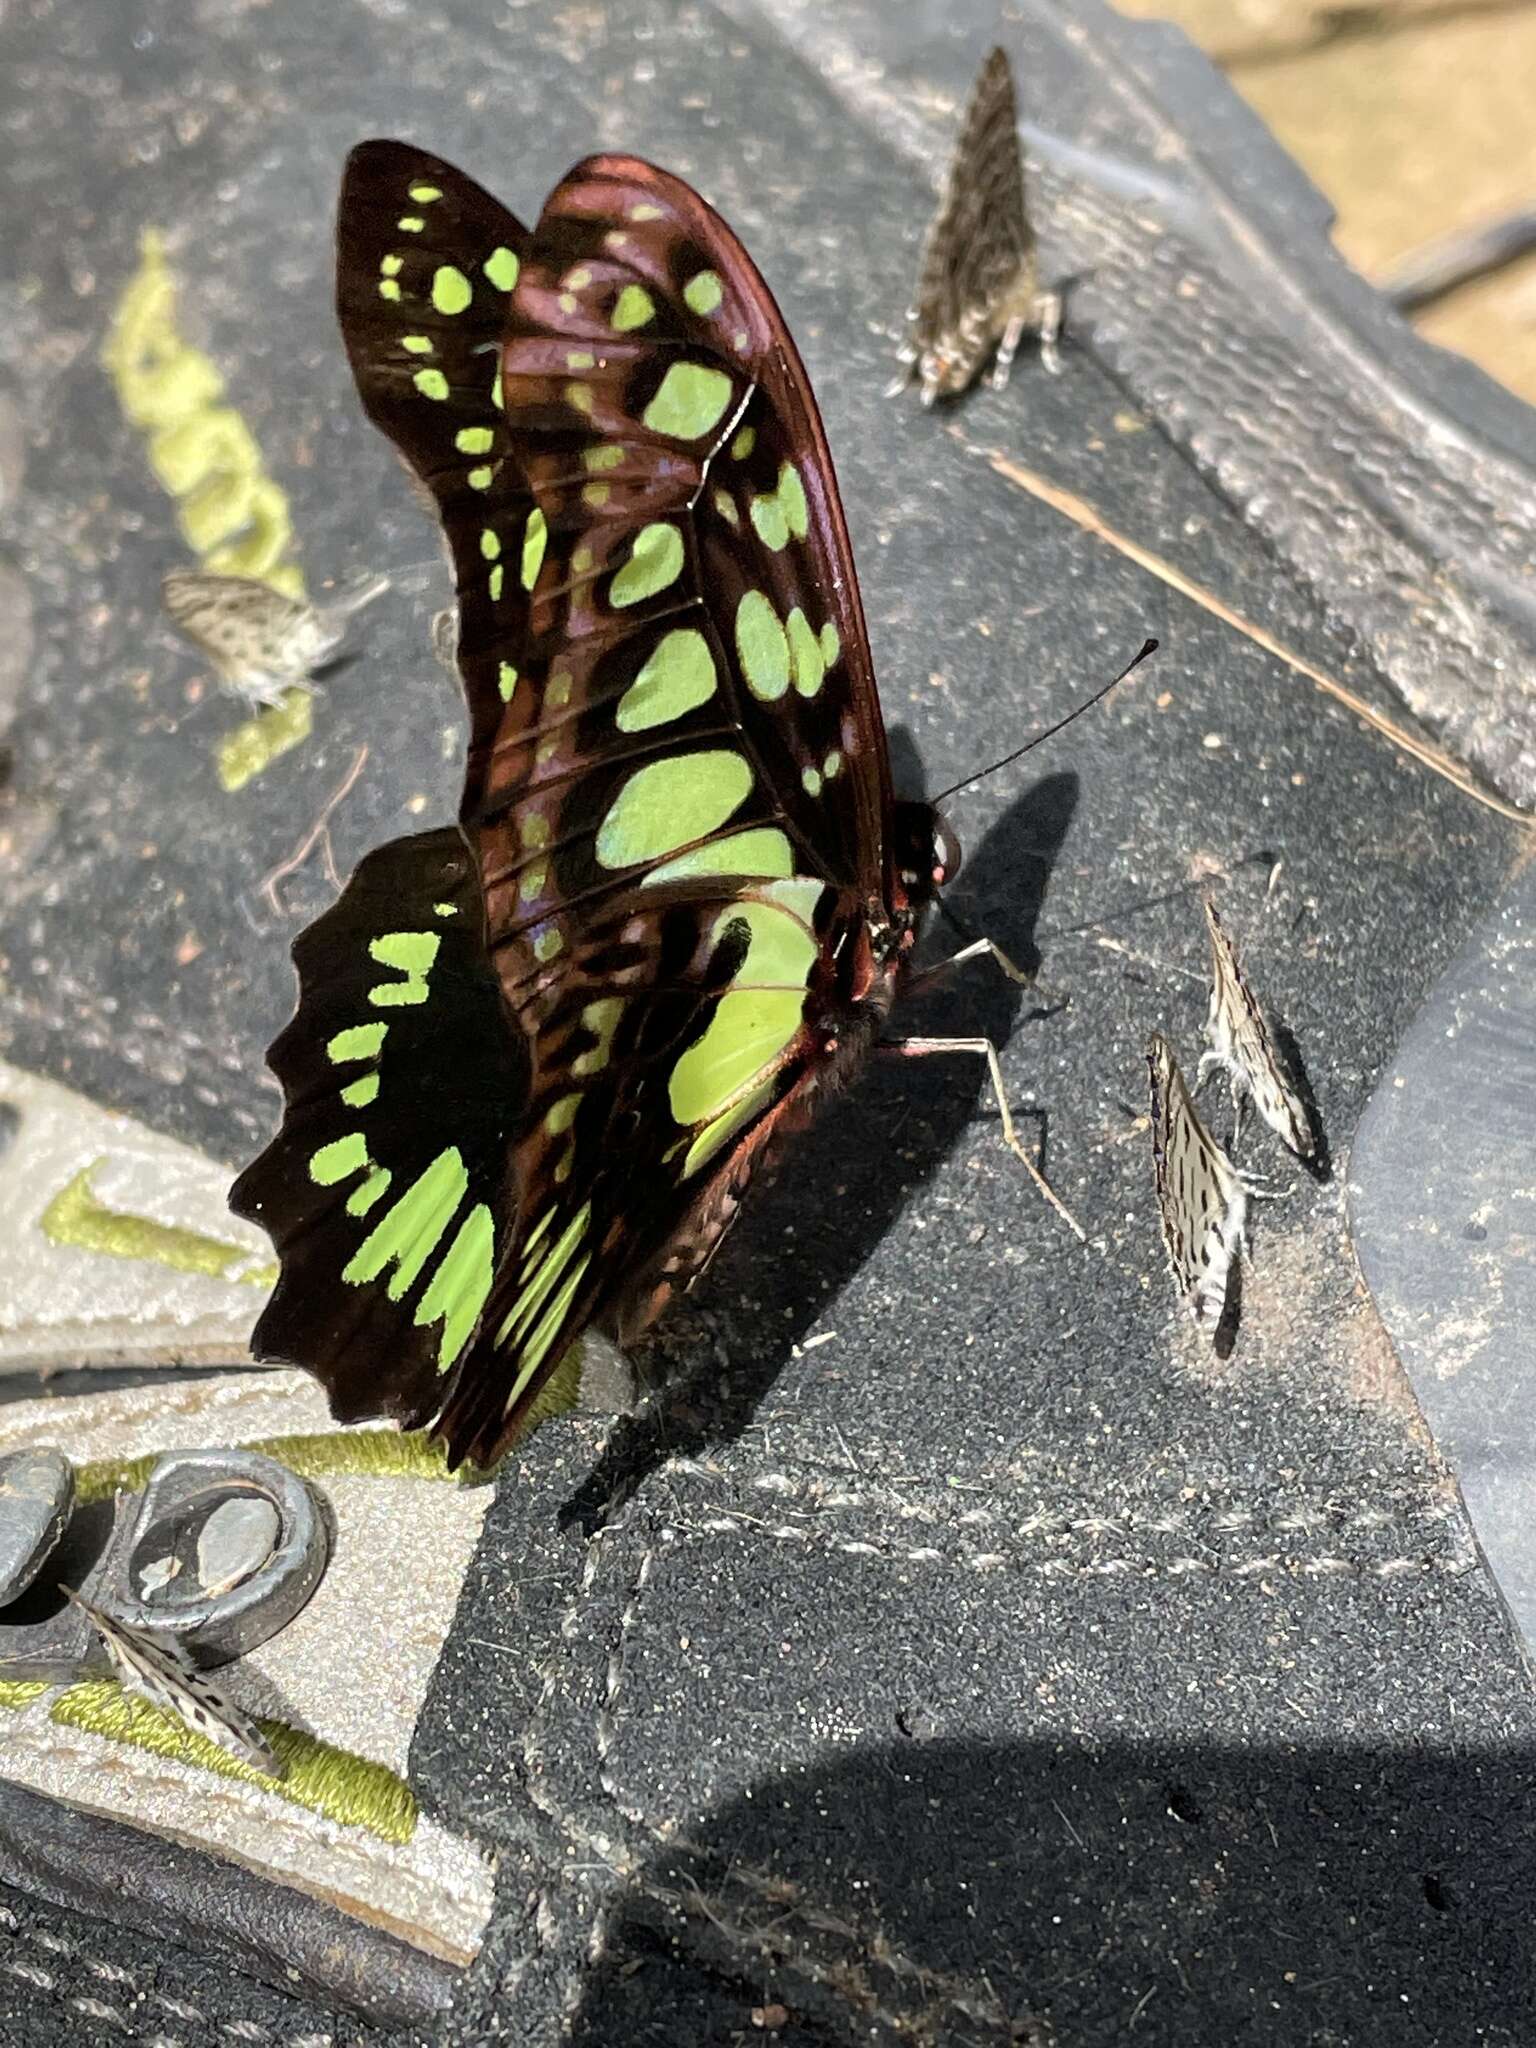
[429, 875, 864, 1466]
[231, 827, 530, 1428]
[1146, 1031, 1247, 1331]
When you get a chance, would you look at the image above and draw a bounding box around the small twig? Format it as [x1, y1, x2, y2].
[969, 444, 1531, 827]
[256, 743, 369, 916]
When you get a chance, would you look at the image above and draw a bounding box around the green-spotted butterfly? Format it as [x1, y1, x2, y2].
[896, 47, 1061, 404]
[232, 142, 1081, 1471]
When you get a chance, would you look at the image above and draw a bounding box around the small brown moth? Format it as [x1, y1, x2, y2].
[161, 570, 388, 709]
[1146, 1031, 1248, 1332]
[896, 46, 1062, 405]
[1198, 897, 1317, 1162]
[63, 1585, 283, 1779]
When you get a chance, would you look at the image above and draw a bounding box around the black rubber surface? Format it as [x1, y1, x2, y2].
[1, 0, 1533, 2043]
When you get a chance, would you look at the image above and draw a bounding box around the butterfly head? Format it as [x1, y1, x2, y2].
[893, 798, 962, 902]
[917, 343, 977, 408]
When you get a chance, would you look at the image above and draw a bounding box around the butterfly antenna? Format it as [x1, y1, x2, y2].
[932, 637, 1157, 806]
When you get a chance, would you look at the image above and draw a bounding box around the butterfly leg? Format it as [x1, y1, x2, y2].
[906, 934, 1068, 1012]
[989, 313, 1030, 393]
[881, 1034, 1088, 1242]
[237, 669, 309, 712]
[909, 934, 1033, 991]
[884, 338, 919, 400]
[1035, 290, 1064, 376]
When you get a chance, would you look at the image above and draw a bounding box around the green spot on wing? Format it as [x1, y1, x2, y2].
[684, 1074, 779, 1179]
[484, 245, 519, 292]
[414, 1201, 495, 1370]
[595, 751, 752, 870]
[413, 369, 449, 401]
[611, 522, 683, 608]
[506, 1256, 592, 1406]
[786, 606, 824, 696]
[521, 508, 547, 591]
[431, 265, 472, 315]
[668, 894, 819, 1127]
[749, 492, 790, 552]
[346, 1169, 392, 1219]
[616, 628, 717, 732]
[310, 1134, 369, 1186]
[778, 462, 809, 540]
[328, 1023, 387, 1064]
[684, 269, 724, 315]
[644, 826, 793, 886]
[367, 930, 440, 1007]
[342, 1147, 467, 1300]
[498, 1205, 591, 1346]
[641, 362, 733, 441]
[735, 591, 790, 701]
[612, 284, 655, 332]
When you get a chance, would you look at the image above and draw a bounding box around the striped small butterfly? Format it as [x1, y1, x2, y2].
[1146, 1030, 1249, 1333]
[63, 1585, 283, 1779]
[161, 570, 388, 709]
[894, 46, 1062, 405]
[1198, 896, 1318, 1163]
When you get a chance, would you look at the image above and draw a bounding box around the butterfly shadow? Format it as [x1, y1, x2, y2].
[1266, 1010, 1332, 1183]
[1214, 1256, 1242, 1362]
[558, 768, 1081, 1535]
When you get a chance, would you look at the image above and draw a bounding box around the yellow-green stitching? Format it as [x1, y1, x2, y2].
[0, 1680, 49, 1711]
[72, 1428, 482, 1505]
[245, 1429, 481, 1485]
[39, 1161, 277, 1287]
[215, 690, 314, 794]
[510, 1343, 585, 1444]
[102, 229, 312, 791]
[50, 1681, 417, 1843]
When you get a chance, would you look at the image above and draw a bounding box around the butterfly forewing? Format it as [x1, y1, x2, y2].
[64, 1588, 282, 1779]
[476, 154, 892, 896]
[238, 145, 905, 1469]
[335, 142, 537, 762]
[1202, 898, 1317, 1161]
[1146, 1031, 1246, 1331]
